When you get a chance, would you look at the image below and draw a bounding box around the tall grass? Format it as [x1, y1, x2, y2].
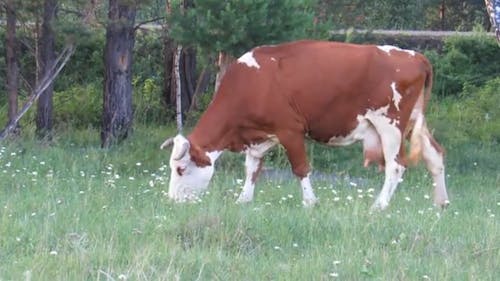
[0, 126, 498, 280]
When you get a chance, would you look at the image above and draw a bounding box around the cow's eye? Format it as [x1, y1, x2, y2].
[176, 166, 186, 176]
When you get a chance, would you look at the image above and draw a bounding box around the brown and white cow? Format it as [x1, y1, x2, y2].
[161, 40, 449, 210]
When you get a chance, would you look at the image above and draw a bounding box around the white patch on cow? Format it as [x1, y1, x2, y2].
[390, 82, 402, 111]
[326, 104, 409, 211]
[168, 135, 222, 202]
[300, 174, 318, 207]
[396, 68, 401, 72]
[377, 45, 416, 57]
[327, 118, 371, 146]
[237, 138, 278, 203]
[327, 105, 394, 148]
[361, 106, 404, 211]
[237, 51, 260, 69]
[270, 57, 277, 62]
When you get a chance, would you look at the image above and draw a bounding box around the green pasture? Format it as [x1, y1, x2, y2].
[0, 127, 498, 280]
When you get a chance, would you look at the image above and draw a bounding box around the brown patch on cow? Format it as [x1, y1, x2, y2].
[189, 145, 211, 167]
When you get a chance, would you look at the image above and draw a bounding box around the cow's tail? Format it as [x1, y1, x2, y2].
[422, 57, 433, 106]
[408, 57, 433, 165]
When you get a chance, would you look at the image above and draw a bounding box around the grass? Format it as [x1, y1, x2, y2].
[0, 126, 498, 281]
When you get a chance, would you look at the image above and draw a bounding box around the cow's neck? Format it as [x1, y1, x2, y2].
[187, 102, 238, 167]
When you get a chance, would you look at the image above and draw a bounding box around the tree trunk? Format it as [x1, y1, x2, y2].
[439, 1, 446, 30]
[5, 0, 20, 135]
[176, 47, 197, 114]
[214, 51, 235, 93]
[163, 0, 199, 120]
[189, 64, 212, 111]
[83, 0, 100, 25]
[173, 46, 183, 132]
[162, 31, 175, 111]
[36, 0, 57, 139]
[101, 0, 137, 148]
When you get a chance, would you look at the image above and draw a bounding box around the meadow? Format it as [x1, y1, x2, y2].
[0, 126, 498, 281]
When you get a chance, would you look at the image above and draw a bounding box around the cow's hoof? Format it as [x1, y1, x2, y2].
[370, 200, 389, 212]
[434, 199, 450, 209]
[236, 194, 253, 204]
[302, 197, 318, 208]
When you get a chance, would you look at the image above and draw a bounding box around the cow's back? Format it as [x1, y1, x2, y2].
[197, 40, 430, 149]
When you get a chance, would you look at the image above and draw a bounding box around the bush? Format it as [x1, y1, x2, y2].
[429, 34, 500, 98]
[53, 83, 102, 129]
[429, 77, 500, 147]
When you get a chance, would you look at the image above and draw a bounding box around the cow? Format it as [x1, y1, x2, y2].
[161, 40, 449, 210]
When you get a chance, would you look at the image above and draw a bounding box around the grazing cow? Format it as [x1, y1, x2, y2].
[161, 40, 449, 210]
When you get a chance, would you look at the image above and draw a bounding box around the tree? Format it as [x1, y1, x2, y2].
[162, 0, 211, 126]
[169, 0, 320, 91]
[4, 0, 20, 135]
[36, 0, 57, 139]
[101, 0, 137, 147]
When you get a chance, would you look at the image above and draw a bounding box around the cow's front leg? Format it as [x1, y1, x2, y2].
[299, 173, 317, 207]
[236, 138, 277, 204]
[236, 152, 263, 203]
[279, 131, 318, 207]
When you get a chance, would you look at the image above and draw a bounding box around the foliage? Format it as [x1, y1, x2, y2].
[133, 77, 170, 125]
[317, 0, 489, 31]
[54, 31, 105, 90]
[429, 77, 500, 147]
[169, 0, 323, 57]
[52, 83, 102, 129]
[427, 33, 500, 97]
[423, 0, 489, 31]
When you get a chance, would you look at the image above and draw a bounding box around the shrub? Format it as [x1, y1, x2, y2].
[429, 77, 500, 147]
[429, 34, 500, 98]
[53, 83, 102, 129]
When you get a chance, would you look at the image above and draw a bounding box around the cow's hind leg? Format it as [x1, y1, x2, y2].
[421, 125, 449, 207]
[278, 132, 318, 207]
[236, 140, 277, 203]
[368, 118, 406, 211]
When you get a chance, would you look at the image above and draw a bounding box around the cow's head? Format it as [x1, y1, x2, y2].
[161, 135, 215, 202]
